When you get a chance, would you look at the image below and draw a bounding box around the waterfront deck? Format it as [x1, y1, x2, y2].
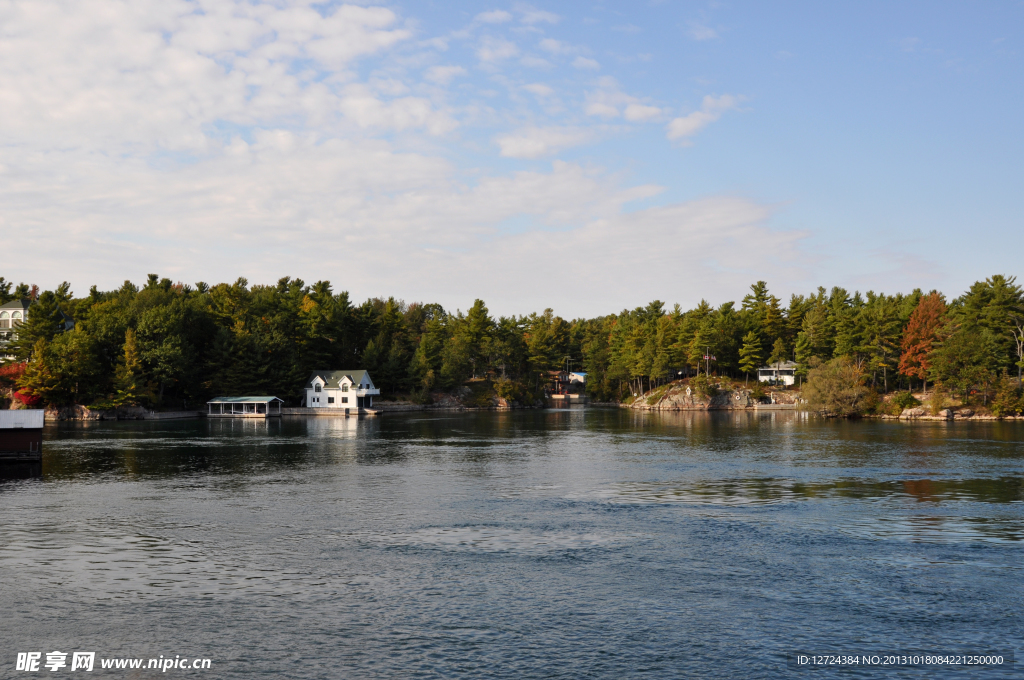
[281, 407, 378, 417]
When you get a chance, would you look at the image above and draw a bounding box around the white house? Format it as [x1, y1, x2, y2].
[304, 370, 380, 411]
[0, 299, 29, 360]
[757, 360, 797, 386]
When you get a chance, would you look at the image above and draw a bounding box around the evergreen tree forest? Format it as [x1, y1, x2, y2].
[1, 273, 1022, 412]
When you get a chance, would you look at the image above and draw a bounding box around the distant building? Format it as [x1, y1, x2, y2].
[0, 299, 29, 360]
[569, 372, 587, 385]
[207, 396, 284, 418]
[758, 360, 797, 386]
[304, 370, 379, 410]
[0, 299, 74, 361]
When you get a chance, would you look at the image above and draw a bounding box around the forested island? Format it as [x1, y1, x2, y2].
[1, 274, 1022, 418]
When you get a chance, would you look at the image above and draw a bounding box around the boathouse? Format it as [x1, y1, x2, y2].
[0, 409, 44, 478]
[207, 396, 284, 418]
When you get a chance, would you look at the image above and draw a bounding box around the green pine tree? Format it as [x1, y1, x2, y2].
[112, 329, 145, 406]
[769, 337, 787, 364]
[794, 331, 813, 383]
[738, 331, 764, 386]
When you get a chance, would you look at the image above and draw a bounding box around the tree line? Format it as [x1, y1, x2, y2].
[0, 274, 1022, 412]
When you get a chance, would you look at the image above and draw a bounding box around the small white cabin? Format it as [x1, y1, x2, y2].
[305, 370, 380, 411]
[757, 361, 797, 386]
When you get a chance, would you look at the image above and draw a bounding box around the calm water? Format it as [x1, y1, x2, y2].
[1, 410, 1022, 678]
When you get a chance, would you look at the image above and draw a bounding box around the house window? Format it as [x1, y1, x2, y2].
[342, 397, 348, 403]
[315, 384, 321, 392]
[342, 384, 348, 392]
[328, 397, 334, 404]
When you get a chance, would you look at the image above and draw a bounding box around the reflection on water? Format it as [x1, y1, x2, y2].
[592, 476, 1024, 507]
[360, 526, 633, 555]
[1, 410, 1021, 679]
[841, 514, 1024, 544]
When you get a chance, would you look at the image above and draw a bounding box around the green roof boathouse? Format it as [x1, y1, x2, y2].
[207, 396, 284, 418]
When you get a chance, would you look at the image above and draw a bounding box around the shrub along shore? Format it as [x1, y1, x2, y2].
[0, 274, 1022, 419]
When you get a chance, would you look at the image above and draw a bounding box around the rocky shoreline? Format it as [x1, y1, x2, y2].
[877, 407, 1024, 421]
[626, 383, 800, 411]
[12, 388, 1024, 421]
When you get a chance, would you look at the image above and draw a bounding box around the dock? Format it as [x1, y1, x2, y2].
[206, 396, 284, 418]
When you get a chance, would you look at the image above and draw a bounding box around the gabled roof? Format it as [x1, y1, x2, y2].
[306, 370, 371, 389]
[0, 299, 30, 311]
[758, 361, 797, 370]
[207, 396, 284, 404]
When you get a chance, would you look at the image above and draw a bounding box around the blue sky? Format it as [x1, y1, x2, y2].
[1, 0, 1021, 316]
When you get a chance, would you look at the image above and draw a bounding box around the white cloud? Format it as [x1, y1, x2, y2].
[519, 55, 552, 68]
[477, 36, 520, 62]
[337, 85, 458, 135]
[539, 38, 573, 55]
[523, 83, 554, 97]
[0, 0, 415, 151]
[421, 36, 450, 51]
[518, 6, 560, 24]
[536, 37, 585, 56]
[0, 137, 808, 315]
[689, 23, 718, 41]
[666, 94, 742, 141]
[465, 197, 807, 314]
[0, 0, 809, 317]
[584, 78, 662, 121]
[476, 10, 513, 24]
[425, 65, 467, 84]
[585, 102, 620, 118]
[624, 104, 663, 122]
[572, 56, 600, 70]
[495, 127, 594, 158]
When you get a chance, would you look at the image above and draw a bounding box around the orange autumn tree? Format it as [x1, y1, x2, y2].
[898, 292, 946, 393]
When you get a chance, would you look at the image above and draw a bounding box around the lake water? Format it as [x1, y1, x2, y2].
[1, 410, 1021, 678]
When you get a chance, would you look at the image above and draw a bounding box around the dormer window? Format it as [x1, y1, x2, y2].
[314, 384, 322, 392]
[342, 384, 348, 392]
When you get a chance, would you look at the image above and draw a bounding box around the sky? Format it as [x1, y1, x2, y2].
[1, 0, 1021, 317]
